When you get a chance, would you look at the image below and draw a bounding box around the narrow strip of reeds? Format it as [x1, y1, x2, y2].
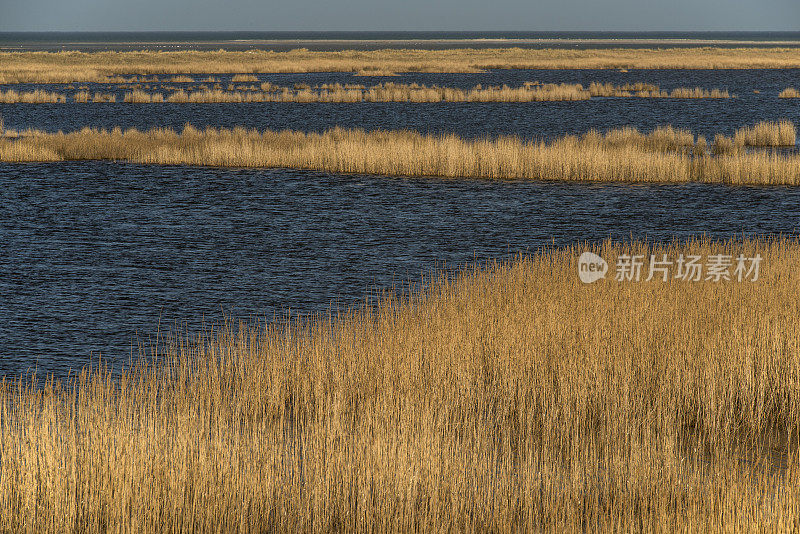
[102, 75, 160, 83]
[0, 89, 66, 103]
[0, 82, 737, 104]
[588, 82, 731, 98]
[1, 121, 796, 185]
[132, 82, 733, 103]
[231, 74, 259, 82]
[122, 90, 164, 103]
[780, 87, 800, 98]
[73, 91, 116, 103]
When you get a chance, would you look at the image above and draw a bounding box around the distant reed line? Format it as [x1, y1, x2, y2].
[124, 82, 732, 103]
[0, 89, 66, 103]
[0, 121, 797, 185]
[3, 236, 800, 531]
[2, 48, 800, 83]
[0, 82, 733, 104]
[781, 87, 800, 98]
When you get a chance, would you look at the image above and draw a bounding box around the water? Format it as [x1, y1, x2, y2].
[1, 161, 799, 379]
[2, 69, 799, 142]
[2, 32, 800, 51]
[2, 64, 800, 378]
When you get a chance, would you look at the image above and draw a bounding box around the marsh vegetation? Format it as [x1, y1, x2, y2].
[0, 82, 734, 103]
[1, 121, 796, 185]
[1, 48, 800, 83]
[2, 237, 799, 531]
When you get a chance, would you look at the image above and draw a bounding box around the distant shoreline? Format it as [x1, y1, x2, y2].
[5, 36, 800, 52]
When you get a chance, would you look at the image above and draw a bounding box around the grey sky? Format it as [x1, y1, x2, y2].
[2, 0, 798, 32]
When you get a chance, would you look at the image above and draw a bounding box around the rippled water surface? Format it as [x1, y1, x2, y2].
[2, 69, 800, 142]
[1, 161, 799, 378]
[1, 68, 800, 378]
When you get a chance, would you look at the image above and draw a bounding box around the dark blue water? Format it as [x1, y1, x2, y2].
[2, 67, 800, 378]
[2, 32, 800, 51]
[2, 70, 799, 143]
[1, 161, 799, 379]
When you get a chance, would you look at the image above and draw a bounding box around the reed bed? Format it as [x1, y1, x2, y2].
[733, 119, 797, 147]
[1, 48, 800, 83]
[0, 82, 734, 104]
[6, 82, 729, 104]
[122, 90, 164, 103]
[0, 89, 66, 103]
[780, 87, 800, 98]
[665, 87, 731, 98]
[73, 91, 116, 103]
[2, 236, 800, 532]
[158, 82, 594, 103]
[353, 67, 399, 76]
[0, 79, 730, 104]
[1, 122, 797, 185]
[587, 82, 731, 98]
[230, 74, 259, 82]
[103, 75, 160, 83]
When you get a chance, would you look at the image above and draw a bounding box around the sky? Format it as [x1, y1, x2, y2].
[1, 0, 798, 32]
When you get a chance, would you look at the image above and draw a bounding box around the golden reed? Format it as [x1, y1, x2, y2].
[130, 82, 731, 103]
[1, 122, 797, 185]
[2, 237, 800, 531]
[0, 82, 732, 103]
[1, 48, 800, 83]
[0, 89, 66, 103]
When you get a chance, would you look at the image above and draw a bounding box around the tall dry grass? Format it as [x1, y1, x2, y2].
[157, 82, 592, 103]
[733, 119, 797, 147]
[1, 48, 800, 83]
[159, 82, 729, 102]
[73, 91, 116, 103]
[587, 82, 731, 98]
[1, 122, 797, 185]
[122, 90, 164, 103]
[1, 237, 800, 532]
[780, 87, 800, 98]
[231, 74, 259, 82]
[0, 89, 66, 103]
[0, 82, 734, 104]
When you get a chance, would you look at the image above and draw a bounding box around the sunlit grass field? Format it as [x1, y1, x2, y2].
[2, 237, 800, 532]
